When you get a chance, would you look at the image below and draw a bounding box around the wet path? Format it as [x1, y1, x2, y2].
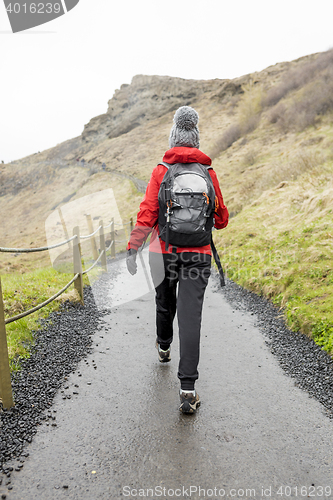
[2, 256, 333, 499]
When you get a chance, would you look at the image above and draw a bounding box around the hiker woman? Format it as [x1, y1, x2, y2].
[127, 106, 228, 413]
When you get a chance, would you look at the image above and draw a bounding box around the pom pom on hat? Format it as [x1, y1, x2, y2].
[169, 106, 200, 149]
[173, 106, 199, 130]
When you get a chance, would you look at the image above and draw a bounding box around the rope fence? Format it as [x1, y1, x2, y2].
[0, 235, 77, 253]
[0, 216, 134, 409]
[80, 225, 102, 240]
[0, 221, 133, 252]
[82, 250, 105, 275]
[5, 274, 80, 325]
[105, 240, 114, 253]
[105, 220, 131, 229]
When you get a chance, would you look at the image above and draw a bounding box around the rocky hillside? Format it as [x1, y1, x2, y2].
[0, 70, 248, 271]
[81, 75, 240, 143]
[1, 49, 333, 353]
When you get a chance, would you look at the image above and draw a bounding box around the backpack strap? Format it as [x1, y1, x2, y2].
[210, 235, 225, 287]
[158, 162, 171, 169]
[158, 161, 213, 170]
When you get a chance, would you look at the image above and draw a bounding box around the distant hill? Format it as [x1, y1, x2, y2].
[1, 49, 333, 353]
[2, 51, 331, 256]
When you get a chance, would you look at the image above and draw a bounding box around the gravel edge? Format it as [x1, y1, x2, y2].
[218, 276, 333, 419]
[0, 286, 100, 477]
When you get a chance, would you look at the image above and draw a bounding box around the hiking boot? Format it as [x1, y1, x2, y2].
[179, 391, 201, 414]
[155, 341, 171, 363]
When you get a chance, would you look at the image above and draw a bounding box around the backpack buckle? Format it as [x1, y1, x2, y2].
[203, 192, 209, 204]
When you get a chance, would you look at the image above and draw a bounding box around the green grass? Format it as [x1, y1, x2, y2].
[1, 264, 100, 371]
[215, 173, 333, 354]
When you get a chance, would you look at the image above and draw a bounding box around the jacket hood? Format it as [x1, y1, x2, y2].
[163, 147, 212, 166]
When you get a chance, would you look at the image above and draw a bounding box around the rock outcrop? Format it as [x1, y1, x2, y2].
[81, 74, 234, 143]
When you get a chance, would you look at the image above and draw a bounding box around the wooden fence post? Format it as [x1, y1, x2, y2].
[73, 226, 84, 304]
[58, 207, 71, 251]
[99, 220, 107, 272]
[110, 218, 116, 258]
[0, 277, 14, 409]
[85, 214, 98, 261]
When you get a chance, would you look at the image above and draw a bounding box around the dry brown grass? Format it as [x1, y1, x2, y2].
[262, 49, 333, 108]
[209, 82, 264, 160]
[2, 49, 333, 270]
[4, 56, 333, 363]
[267, 74, 333, 133]
[0, 165, 142, 274]
[263, 50, 333, 135]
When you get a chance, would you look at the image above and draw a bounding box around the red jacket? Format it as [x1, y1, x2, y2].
[127, 147, 229, 254]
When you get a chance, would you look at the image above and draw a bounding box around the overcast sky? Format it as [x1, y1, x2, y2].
[1, 0, 333, 163]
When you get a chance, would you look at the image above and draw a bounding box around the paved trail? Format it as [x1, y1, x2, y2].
[2, 255, 333, 500]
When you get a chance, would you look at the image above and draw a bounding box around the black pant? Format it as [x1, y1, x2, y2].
[149, 251, 211, 390]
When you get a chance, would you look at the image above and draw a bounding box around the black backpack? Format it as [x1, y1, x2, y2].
[158, 162, 216, 249]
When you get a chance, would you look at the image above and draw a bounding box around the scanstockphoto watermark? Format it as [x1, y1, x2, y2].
[123, 484, 333, 498]
[44, 190, 159, 310]
[3, 0, 80, 33]
[122, 485, 256, 498]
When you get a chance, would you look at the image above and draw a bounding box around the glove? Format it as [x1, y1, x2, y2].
[126, 248, 138, 275]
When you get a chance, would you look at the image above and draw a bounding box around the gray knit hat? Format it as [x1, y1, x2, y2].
[169, 106, 200, 149]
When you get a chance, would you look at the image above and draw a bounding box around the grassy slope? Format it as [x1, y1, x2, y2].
[2, 50, 333, 366]
[214, 161, 333, 352]
[212, 70, 333, 352]
[3, 269, 85, 369]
